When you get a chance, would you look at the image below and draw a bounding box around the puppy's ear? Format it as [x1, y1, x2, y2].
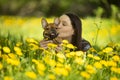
[41, 18, 48, 28]
[54, 18, 60, 26]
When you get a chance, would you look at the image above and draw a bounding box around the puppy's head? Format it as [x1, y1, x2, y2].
[41, 18, 60, 40]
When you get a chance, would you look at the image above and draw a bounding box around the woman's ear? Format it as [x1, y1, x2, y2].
[41, 18, 48, 28]
[54, 18, 60, 26]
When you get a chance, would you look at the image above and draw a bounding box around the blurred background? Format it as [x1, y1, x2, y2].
[0, 0, 120, 47]
[0, 0, 120, 19]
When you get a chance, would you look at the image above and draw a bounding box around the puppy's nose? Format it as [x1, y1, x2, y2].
[50, 32, 58, 39]
[51, 33, 55, 36]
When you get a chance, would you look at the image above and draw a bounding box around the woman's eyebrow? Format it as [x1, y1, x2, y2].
[62, 21, 67, 24]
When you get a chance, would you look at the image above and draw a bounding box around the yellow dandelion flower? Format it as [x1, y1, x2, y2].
[66, 44, 75, 49]
[37, 63, 46, 71]
[48, 74, 56, 80]
[44, 50, 52, 55]
[54, 67, 68, 76]
[32, 59, 39, 65]
[38, 70, 45, 76]
[16, 42, 22, 46]
[8, 53, 16, 59]
[54, 67, 62, 75]
[89, 47, 97, 52]
[25, 71, 37, 79]
[61, 68, 69, 76]
[12, 59, 20, 66]
[112, 55, 120, 62]
[57, 58, 64, 63]
[93, 56, 101, 60]
[110, 76, 118, 80]
[64, 50, 70, 53]
[29, 43, 39, 50]
[87, 69, 96, 74]
[0, 63, 3, 70]
[3, 47, 10, 53]
[62, 40, 69, 44]
[107, 61, 117, 67]
[86, 65, 96, 74]
[4, 76, 13, 80]
[44, 56, 51, 63]
[26, 38, 38, 44]
[2, 54, 9, 60]
[65, 64, 71, 72]
[7, 58, 20, 66]
[103, 47, 113, 53]
[86, 65, 94, 70]
[94, 62, 102, 69]
[16, 51, 23, 56]
[66, 52, 75, 58]
[6, 58, 12, 64]
[56, 62, 64, 67]
[87, 54, 94, 58]
[14, 46, 21, 52]
[69, 52, 76, 56]
[100, 60, 108, 67]
[75, 51, 84, 57]
[48, 59, 56, 67]
[56, 53, 65, 59]
[14, 46, 22, 56]
[111, 67, 120, 74]
[47, 43, 57, 48]
[74, 57, 84, 65]
[117, 68, 120, 74]
[66, 53, 71, 58]
[111, 67, 118, 73]
[80, 71, 90, 79]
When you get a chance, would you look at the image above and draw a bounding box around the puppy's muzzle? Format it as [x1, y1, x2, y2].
[49, 31, 58, 40]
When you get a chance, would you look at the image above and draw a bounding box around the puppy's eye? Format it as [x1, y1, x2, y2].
[45, 27, 49, 30]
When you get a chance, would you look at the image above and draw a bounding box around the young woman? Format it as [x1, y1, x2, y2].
[57, 13, 91, 51]
[40, 13, 91, 52]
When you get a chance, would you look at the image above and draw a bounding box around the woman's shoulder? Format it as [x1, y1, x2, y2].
[81, 39, 91, 52]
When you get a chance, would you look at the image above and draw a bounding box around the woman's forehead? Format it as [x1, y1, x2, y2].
[59, 15, 71, 23]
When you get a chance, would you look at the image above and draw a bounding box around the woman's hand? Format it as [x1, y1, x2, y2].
[39, 39, 62, 52]
[39, 40, 53, 49]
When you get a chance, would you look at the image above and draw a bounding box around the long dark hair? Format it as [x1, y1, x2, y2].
[65, 13, 82, 50]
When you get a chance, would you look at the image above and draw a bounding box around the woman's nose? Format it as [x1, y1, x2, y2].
[58, 23, 62, 28]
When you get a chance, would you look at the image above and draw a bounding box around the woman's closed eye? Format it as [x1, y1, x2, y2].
[62, 21, 67, 26]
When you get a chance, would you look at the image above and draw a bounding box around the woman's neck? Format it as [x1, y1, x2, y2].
[61, 36, 72, 43]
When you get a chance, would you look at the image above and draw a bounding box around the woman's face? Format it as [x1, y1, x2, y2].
[57, 15, 74, 38]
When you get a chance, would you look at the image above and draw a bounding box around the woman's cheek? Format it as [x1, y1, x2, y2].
[58, 27, 74, 37]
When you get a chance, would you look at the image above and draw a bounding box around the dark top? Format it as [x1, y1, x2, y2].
[81, 39, 91, 52]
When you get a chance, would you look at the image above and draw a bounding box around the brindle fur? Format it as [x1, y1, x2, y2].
[43, 23, 59, 41]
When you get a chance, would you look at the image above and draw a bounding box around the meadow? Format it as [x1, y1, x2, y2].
[0, 16, 120, 80]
